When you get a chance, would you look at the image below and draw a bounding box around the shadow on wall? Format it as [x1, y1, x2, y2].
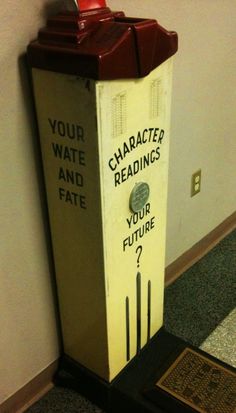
[41, 0, 78, 19]
[17, 51, 63, 353]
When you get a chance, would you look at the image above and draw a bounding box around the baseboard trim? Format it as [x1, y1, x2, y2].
[1, 360, 58, 413]
[165, 211, 236, 287]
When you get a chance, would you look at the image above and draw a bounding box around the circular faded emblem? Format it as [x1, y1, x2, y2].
[129, 182, 150, 213]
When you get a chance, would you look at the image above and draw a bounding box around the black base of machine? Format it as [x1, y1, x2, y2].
[54, 328, 236, 413]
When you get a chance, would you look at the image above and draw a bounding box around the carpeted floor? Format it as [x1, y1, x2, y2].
[164, 229, 236, 346]
[26, 229, 236, 413]
[26, 387, 104, 413]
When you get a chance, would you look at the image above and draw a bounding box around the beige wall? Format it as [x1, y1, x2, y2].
[0, 0, 235, 404]
[0, 0, 61, 405]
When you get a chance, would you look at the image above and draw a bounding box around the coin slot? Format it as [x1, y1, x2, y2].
[125, 296, 130, 361]
[136, 272, 141, 354]
[114, 17, 147, 24]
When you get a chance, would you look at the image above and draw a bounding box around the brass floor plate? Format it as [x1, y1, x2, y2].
[156, 348, 236, 413]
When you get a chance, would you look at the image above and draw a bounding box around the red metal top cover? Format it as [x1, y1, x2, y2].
[76, 0, 107, 11]
[28, 1, 178, 80]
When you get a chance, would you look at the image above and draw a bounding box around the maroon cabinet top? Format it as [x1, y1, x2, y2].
[28, 2, 178, 80]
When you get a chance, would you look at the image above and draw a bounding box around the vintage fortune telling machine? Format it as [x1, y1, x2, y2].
[28, 0, 178, 408]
